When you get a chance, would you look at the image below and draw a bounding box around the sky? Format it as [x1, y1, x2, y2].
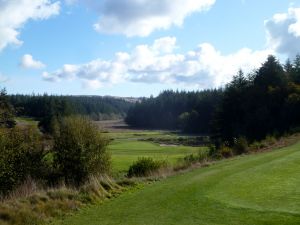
[1, 0, 300, 97]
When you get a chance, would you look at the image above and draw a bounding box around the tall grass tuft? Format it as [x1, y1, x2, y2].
[0, 175, 125, 225]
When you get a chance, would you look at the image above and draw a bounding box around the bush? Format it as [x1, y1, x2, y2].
[183, 154, 199, 164]
[219, 145, 233, 158]
[0, 88, 15, 128]
[208, 144, 218, 157]
[265, 135, 276, 145]
[233, 137, 248, 155]
[0, 127, 45, 196]
[183, 150, 209, 165]
[198, 149, 209, 161]
[53, 116, 111, 186]
[249, 141, 266, 151]
[127, 158, 166, 177]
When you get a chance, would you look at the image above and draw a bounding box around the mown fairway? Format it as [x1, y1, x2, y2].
[103, 128, 205, 174]
[59, 142, 300, 225]
[109, 140, 202, 173]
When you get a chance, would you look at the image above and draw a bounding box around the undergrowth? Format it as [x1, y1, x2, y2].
[0, 176, 136, 225]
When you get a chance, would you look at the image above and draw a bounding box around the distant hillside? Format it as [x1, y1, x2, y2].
[9, 94, 136, 121]
[75, 95, 142, 103]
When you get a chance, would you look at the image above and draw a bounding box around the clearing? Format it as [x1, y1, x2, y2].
[98, 120, 206, 174]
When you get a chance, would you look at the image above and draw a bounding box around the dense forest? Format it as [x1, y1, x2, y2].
[9, 95, 134, 132]
[126, 55, 300, 144]
[126, 90, 222, 133]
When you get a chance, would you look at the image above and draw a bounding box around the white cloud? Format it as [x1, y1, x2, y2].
[265, 7, 300, 57]
[43, 37, 272, 89]
[21, 54, 46, 69]
[172, 44, 272, 88]
[0, 73, 8, 83]
[64, 0, 77, 5]
[82, 79, 102, 90]
[91, 0, 215, 37]
[43, 72, 60, 82]
[0, 0, 60, 51]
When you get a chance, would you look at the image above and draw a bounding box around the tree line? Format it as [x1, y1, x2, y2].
[126, 89, 222, 134]
[126, 55, 300, 144]
[9, 94, 134, 132]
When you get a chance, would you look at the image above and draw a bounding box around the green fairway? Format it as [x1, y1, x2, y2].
[15, 117, 39, 127]
[59, 142, 300, 225]
[109, 140, 202, 173]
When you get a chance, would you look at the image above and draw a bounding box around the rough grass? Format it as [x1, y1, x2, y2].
[15, 117, 39, 128]
[0, 176, 130, 225]
[57, 141, 300, 225]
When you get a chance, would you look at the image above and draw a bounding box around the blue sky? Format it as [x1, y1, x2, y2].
[0, 0, 300, 97]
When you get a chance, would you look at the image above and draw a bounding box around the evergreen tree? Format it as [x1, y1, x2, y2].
[0, 88, 15, 128]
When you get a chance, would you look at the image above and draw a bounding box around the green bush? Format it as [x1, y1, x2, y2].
[208, 144, 216, 156]
[219, 145, 233, 158]
[127, 157, 166, 177]
[0, 88, 15, 128]
[249, 141, 266, 151]
[183, 154, 199, 164]
[183, 150, 209, 165]
[0, 127, 45, 196]
[233, 137, 248, 155]
[198, 149, 209, 161]
[53, 116, 111, 186]
[208, 144, 218, 157]
[265, 135, 276, 145]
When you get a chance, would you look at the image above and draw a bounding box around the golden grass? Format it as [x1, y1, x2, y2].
[0, 176, 130, 225]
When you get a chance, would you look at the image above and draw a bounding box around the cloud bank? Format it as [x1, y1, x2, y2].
[40, 5, 300, 90]
[43, 37, 272, 89]
[265, 7, 300, 57]
[0, 0, 60, 51]
[91, 0, 215, 37]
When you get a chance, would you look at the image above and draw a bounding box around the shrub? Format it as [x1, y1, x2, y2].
[127, 157, 166, 177]
[0, 127, 45, 196]
[183, 150, 209, 165]
[53, 116, 111, 186]
[290, 126, 300, 134]
[198, 149, 209, 162]
[219, 145, 233, 158]
[233, 137, 248, 155]
[249, 141, 267, 151]
[0, 88, 15, 128]
[265, 135, 276, 145]
[183, 154, 199, 164]
[208, 144, 218, 157]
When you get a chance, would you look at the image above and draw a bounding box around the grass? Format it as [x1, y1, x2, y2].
[15, 117, 39, 127]
[106, 129, 206, 175]
[15, 117, 40, 134]
[108, 140, 203, 173]
[57, 141, 300, 225]
[0, 176, 126, 225]
[106, 130, 178, 140]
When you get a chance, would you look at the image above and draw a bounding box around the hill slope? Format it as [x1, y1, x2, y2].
[59, 142, 300, 225]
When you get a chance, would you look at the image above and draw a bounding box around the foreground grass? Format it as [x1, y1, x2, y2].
[109, 140, 202, 173]
[0, 176, 127, 225]
[58, 141, 300, 225]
